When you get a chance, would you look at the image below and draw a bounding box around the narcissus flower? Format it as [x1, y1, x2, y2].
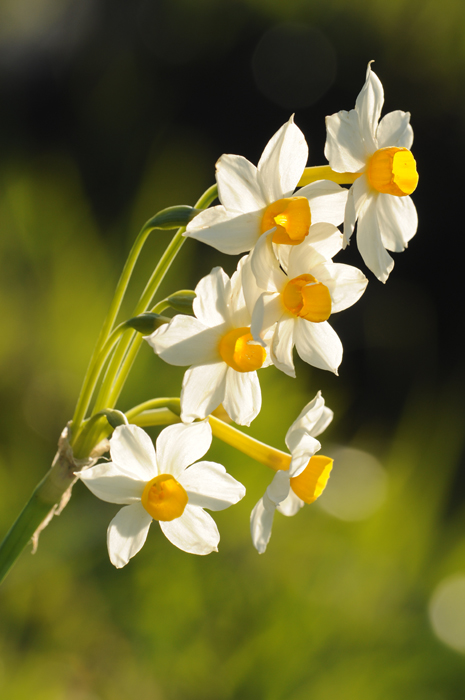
[325, 63, 418, 282]
[77, 422, 245, 566]
[250, 392, 333, 553]
[245, 230, 367, 377]
[146, 262, 272, 426]
[185, 116, 347, 255]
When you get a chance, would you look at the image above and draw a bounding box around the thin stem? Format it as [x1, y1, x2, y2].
[208, 416, 291, 472]
[0, 428, 102, 585]
[71, 221, 159, 434]
[70, 205, 204, 440]
[93, 185, 218, 418]
[126, 397, 181, 421]
[128, 400, 291, 473]
[130, 408, 180, 428]
[298, 166, 361, 187]
[0, 486, 56, 584]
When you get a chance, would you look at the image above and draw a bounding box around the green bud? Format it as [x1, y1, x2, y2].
[143, 206, 200, 232]
[98, 409, 128, 430]
[166, 290, 196, 314]
[124, 313, 170, 335]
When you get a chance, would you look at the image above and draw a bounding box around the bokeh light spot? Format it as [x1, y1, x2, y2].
[318, 447, 387, 521]
[252, 23, 337, 109]
[429, 575, 465, 654]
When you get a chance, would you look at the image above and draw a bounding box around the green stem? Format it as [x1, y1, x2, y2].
[70, 206, 202, 442]
[0, 487, 56, 585]
[131, 408, 180, 427]
[92, 185, 218, 420]
[126, 397, 181, 421]
[0, 429, 90, 585]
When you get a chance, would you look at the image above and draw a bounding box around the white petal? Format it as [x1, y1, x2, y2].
[377, 110, 414, 149]
[160, 504, 219, 555]
[257, 116, 308, 202]
[310, 405, 334, 437]
[324, 109, 367, 172]
[294, 319, 342, 374]
[273, 242, 291, 272]
[287, 433, 321, 477]
[271, 316, 296, 378]
[306, 222, 344, 260]
[277, 490, 304, 516]
[250, 232, 286, 292]
[250, 496, 275, 553]
[241, 251, 264, 316]
[298, 180, 349, 226]
[286, 391, 333, 443]
[185, 204, 263, 255]
[78, 461, 145, 504]
[312, 261, 368, 313]
[356, 198, 394, 282]
[155, 421, 212, 479]
[376, 194, 418, 252]
[146, 315, 220, 366]
[250, 471, 290, 553]
[223, 368, 261, 426]
[251, 292, 282, 339]
[194, 266, 232, 327]
[229, 256, 252, 327]
[285, 391, 326, 476]
[266, 469, 292, 505]
[343, 175, 369, 246]
[216, 154, 266, 212]
[109, 424, 158, 481]
[107, 503, 152, 568]
[180, 460, 246, 511]
[287, 236, 329, 277]
[180, 362, 228, 422]
[355, 63, 384, 153]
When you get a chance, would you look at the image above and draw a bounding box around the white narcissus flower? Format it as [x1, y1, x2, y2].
[250, 391, 334, 553]
[325, 63, 419, 282]
[77, 422, 245, 567]
[185, 116, 348, 255]
[244, 230, 367, 377]
[145, 261, 272, 427]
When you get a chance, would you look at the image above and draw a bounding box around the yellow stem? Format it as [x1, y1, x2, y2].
[208, 416, 291, 472]
[129, 405, 291, 472]
[298, 166, 361, 187]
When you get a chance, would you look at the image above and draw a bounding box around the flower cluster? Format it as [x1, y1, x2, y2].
[76, 64, 418, 566]
[147, 116, 368, 424]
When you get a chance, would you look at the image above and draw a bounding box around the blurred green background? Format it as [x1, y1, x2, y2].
[2, 0, 465, 698]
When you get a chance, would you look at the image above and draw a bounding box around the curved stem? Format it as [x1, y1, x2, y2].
[128, 400, 291, 473]
[126, 397, 181, 421]
[70, 220, 160, 435]
[92, 185, 218, 419]
[298, 166, 361, 187]
[208, 416, 291, 472]
[70, 187, 217, 448]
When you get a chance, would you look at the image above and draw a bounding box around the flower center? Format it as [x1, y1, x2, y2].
[141, 474, 188, 521]
[261, 197, 311, 245]
[290, 455, 333, 503]
[367, 147, 418, 196]
[282, 274, 332, 322]
[218, 327, 267, 372]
